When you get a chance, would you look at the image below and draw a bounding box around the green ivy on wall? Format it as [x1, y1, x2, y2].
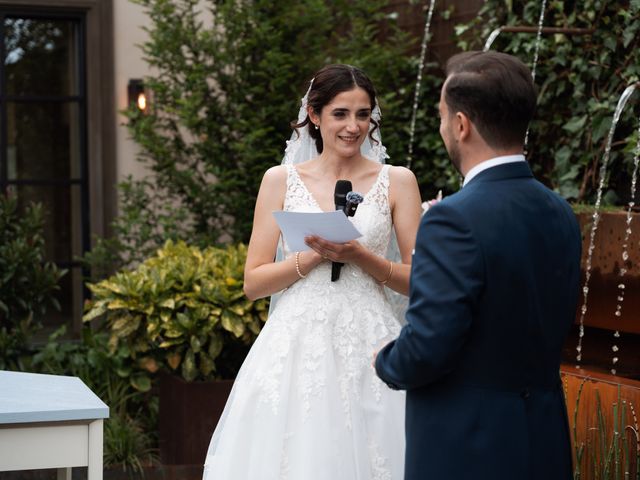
[457, 0, 640, 205]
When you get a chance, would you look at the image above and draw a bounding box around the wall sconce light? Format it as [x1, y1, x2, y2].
[127, 78, 148, 113]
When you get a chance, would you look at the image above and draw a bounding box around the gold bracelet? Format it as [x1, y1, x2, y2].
[378, 260, 393, 285]
[295, 252, 307, 279]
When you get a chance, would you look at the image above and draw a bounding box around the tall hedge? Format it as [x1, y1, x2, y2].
[123, 0, 445, 248]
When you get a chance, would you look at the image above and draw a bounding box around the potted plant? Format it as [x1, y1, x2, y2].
[83, 240, 268, 465]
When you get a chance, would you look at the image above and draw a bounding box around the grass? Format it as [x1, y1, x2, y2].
[570, 382, 640, 480]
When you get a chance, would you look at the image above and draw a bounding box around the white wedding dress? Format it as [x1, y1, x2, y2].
[203, 164, 406, 480]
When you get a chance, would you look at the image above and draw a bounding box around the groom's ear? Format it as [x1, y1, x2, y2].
[455, 112, 471, 142]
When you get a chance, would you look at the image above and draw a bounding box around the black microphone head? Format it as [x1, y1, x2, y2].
[334, 180, 352, 209]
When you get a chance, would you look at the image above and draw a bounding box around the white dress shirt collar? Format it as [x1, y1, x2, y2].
[462, 154, 526, 187]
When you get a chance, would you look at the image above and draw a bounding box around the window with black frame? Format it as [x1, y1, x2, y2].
[0, 11, 88, 333]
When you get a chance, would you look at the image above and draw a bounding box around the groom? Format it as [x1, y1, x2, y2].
[375, 51, 581, 480]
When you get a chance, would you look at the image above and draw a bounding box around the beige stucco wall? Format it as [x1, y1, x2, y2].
[113, 1, 213, 184]
[113, 0, 153, 181]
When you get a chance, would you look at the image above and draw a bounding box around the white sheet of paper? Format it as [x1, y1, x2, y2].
[272, 210, 362, 252]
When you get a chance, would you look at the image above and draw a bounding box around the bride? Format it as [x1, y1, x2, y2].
[202, 64, 422, 479]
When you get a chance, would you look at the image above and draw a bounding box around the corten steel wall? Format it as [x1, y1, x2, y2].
[386, 0, 484, 68]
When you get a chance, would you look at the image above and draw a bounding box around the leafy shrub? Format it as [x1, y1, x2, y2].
[84, 240, 268, 383]
[457, 0, 640, 204]
[0, 193, 65, 369]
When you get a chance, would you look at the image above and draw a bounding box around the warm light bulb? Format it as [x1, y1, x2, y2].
[137, 92, 147, 111]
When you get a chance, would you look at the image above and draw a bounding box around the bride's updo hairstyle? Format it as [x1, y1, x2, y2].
[292, 64, 380, 154]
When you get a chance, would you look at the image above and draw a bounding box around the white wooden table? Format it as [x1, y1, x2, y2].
[0, 370, 109, 480]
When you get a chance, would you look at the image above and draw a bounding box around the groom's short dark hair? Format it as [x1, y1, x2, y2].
[444, 51, 537, 150]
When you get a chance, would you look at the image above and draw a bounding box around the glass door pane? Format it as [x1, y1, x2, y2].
[3, 18, 79, 96]
[12, 184, 83, 264]
[6, 101, 82, 180]
[1, 12, 86, 335]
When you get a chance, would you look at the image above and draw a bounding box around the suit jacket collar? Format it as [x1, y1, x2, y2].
[464, 161, 534, 187]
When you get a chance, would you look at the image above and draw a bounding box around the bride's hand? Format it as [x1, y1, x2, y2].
[304, 235, 365, 264]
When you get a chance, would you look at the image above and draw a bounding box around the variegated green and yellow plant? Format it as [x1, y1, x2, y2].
[83, 240, 268, 385]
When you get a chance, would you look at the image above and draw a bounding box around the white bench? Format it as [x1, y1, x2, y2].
[0, 370, 109, 480]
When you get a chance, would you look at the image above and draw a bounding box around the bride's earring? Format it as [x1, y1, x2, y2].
[314, 124, 319, 130]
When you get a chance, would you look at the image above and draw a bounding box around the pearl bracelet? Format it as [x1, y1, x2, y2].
[295, 252, 306, 279]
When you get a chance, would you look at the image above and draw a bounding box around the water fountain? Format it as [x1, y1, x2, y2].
[561, 83, 640, 480]
[609, 119, 640, 375]
[575, 82, 640, 372]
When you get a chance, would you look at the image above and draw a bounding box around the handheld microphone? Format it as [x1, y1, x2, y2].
[334, 180, 351, 212]
[332, 180, 352, 282]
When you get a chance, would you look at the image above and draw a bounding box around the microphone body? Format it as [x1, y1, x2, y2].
[331, 182, 364, 281]
[334, 180, 351, 212]
[331, 181, 352, 282]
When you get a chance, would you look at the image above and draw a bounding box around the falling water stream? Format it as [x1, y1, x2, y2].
[523, 0, 548, 150]
[575, 83, 640, 369]
[482, 0, 548, 150]
[483, 28, 502, 52]
[609, 115, 640, 375]
[406, 0, 437, 170]
[530, 0, 548, 84]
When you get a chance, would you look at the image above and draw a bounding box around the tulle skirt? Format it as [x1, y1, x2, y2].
[203, 264, 406, 479]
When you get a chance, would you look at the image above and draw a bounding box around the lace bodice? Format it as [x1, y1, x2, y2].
[283, 164, 393, 258]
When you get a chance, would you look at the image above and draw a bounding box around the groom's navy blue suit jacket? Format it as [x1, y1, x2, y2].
[376, 162, 581, 480]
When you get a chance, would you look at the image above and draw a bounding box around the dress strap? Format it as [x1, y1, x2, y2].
[377, 164, 392, 196]
[381, 164, 391, 183]
[285, 164, 295, 187]
[283, 164, 318, 211]
[364, 164, 391, 216]
[382, 164, 392, 202]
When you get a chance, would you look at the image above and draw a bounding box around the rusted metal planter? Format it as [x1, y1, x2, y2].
[159, 374, 233, 467]
[575, 211, 640, 334]
[561, 365, 640, 480]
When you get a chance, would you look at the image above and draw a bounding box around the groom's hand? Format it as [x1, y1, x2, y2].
[373, 341, 402, 390]
[372, 341, 388, 368]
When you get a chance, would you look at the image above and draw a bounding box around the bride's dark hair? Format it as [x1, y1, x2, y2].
[291, 64, 380, 154]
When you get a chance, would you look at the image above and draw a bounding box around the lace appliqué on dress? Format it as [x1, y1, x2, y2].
[369, 440, 393, 480]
